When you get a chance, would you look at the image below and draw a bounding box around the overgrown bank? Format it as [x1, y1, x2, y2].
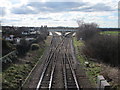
[76, 22, 119, 67]
[73, 37, 120, 89]
[2, 36, 52, 89]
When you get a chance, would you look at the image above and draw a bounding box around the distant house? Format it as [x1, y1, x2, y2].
[5, 35, 14, 41]
[22, 31, 29, 35]
[29, 28, 37, 35]
[21, 28, 37, 35]
[29, 31, 37, 34]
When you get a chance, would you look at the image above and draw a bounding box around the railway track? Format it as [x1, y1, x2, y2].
[63, 38, 80, 89]
[36, 35, 81, 90]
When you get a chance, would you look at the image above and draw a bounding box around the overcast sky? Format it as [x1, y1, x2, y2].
[0, 0, 119, 27]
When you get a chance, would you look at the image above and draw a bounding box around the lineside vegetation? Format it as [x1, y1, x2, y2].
[76, 20, 119, 67]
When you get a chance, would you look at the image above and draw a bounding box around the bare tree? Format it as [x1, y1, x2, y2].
[76, 20, 99, 41]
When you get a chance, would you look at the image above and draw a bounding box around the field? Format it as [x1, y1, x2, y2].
[100, 31, 120, 35]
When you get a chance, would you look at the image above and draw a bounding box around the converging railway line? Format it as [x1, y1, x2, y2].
[36, 34, 81, 90]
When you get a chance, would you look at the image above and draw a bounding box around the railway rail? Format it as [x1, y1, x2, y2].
[36, 35, 81, 90]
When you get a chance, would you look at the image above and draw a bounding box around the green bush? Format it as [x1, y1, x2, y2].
[31, 43, 39, 50]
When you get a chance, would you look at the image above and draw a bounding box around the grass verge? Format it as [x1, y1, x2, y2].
[100, 31, 120, 35]
[2, 43, 45, 89]
[73, 37, 101, 86]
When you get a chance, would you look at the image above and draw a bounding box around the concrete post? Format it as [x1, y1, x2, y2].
[97, 75, 111, 90]
[100, 80, 110, 90]
[97, 75, 105, 90]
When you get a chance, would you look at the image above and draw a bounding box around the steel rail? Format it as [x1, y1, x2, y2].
[49, 38, 65, 89]
[48, 45, 61, 89]
[62, 40, 68, 89]
[36, 52, 54, 90]
[65, 39, 80, 90]
[36, 37, 65, 90]
[62, 37, 80, 90]
[66, 53, 80, 90]
[63, 52, 67, 89]
[48, 64, 56, 90]
[48, 46, 60, 90]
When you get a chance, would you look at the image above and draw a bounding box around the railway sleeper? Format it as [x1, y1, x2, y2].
[67, 82, 76, 86]
[40, 81, 49, 87]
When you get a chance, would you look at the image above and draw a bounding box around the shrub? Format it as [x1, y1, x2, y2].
[16, 38, 29, 55]
[31, 43, 39, 50]
[76, 21, 119, 67]
[76, 20, 99, 41]
[2, 39, 15, 56]
[83, 34, 119, 67]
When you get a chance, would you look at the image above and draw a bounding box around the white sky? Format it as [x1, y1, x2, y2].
[0, 0, 119, 27]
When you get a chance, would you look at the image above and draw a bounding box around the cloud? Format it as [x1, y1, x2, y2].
[2, 18, 20, 23]
[0, 7, 6, 16]
[53, 20, 60, 21]
[11, 2, 115, 15]
[38, 17, 52, 20]
[27, 2, 88, 12]
[0, 0, 118, 28]
[11, 5, 38, 14]
[91, 3, 115, 11]
[71, 3, 115, 12]
[11, 2, 88, 14]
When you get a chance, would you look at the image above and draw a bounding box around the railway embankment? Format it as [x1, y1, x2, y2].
[22, 36, 53, 89]
[73, 37, 120, 89]
[72, 37, 94, 89]
[2, 36, 52, 89]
